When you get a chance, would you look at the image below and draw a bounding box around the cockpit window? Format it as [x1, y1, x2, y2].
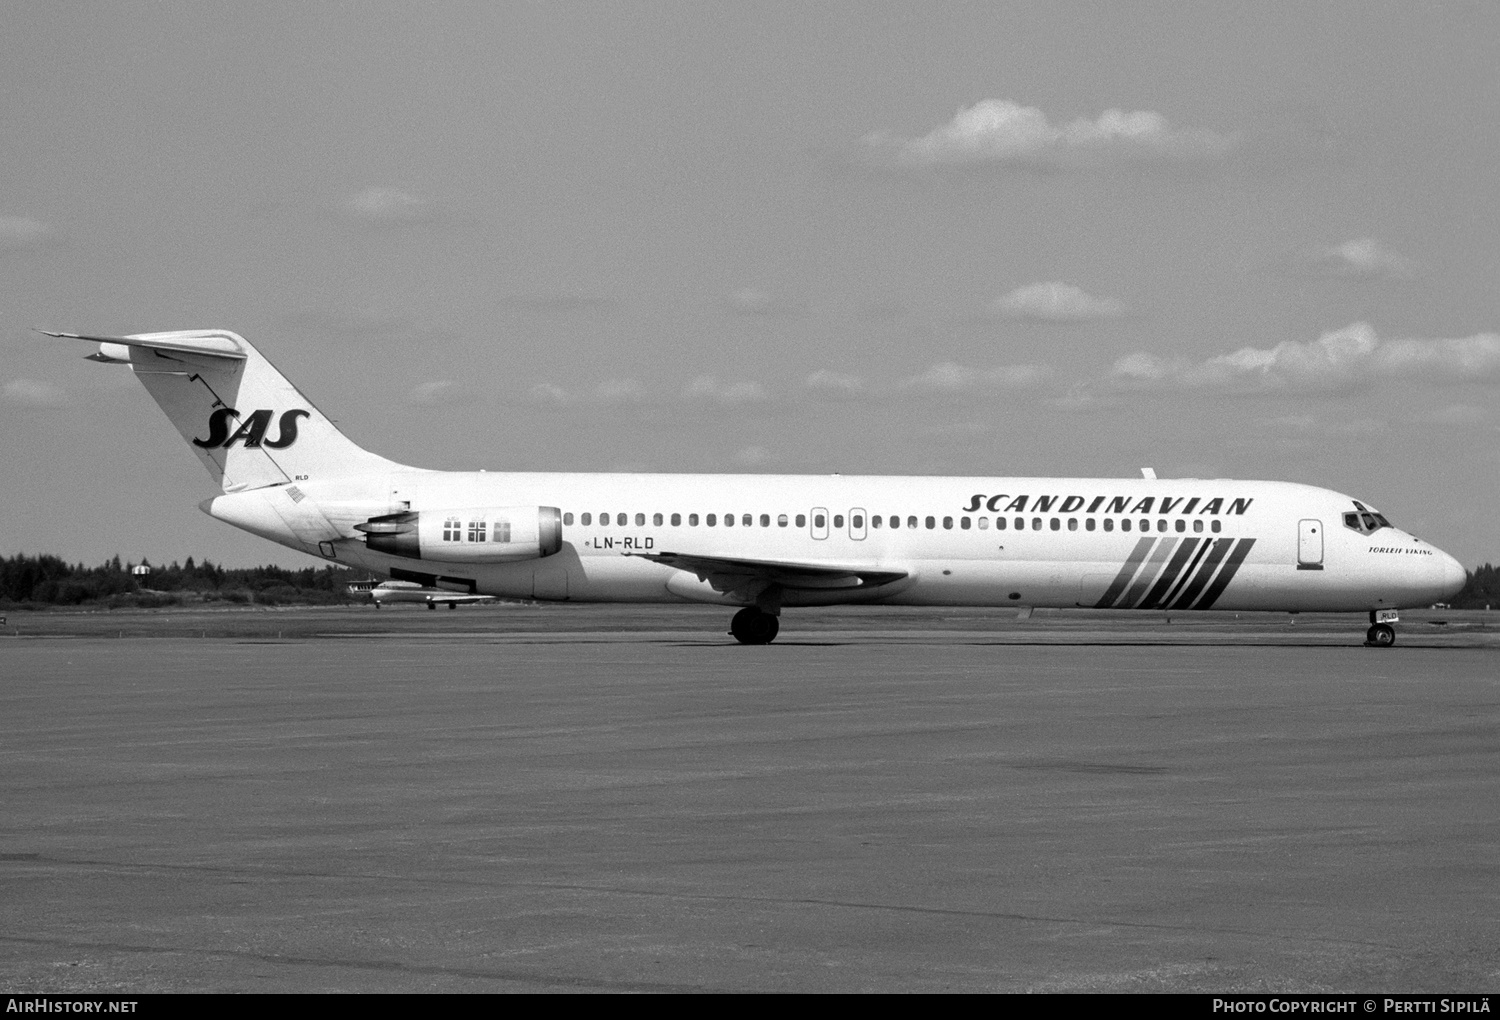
[1344, 506, 1393, 535]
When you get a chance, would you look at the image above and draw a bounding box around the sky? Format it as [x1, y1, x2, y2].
[2, 1, 1498, 568]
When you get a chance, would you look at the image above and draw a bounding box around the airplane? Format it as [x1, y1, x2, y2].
[40, 329, 1467, 646]
[347, 579, 499, 609]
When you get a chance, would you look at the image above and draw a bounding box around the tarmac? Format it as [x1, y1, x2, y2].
[2, 604, 1498, 992]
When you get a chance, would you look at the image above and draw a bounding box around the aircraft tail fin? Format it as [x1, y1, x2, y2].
[41, 329, 399, 491]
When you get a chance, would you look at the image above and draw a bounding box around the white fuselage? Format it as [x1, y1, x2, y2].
[205, 470, 1466, 614]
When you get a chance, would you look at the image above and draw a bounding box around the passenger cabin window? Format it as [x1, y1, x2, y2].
[925, 516, 935, 530]
[943, 517, 953, 530]
[443, 518, 462, 542]
[635, 513, 646, 526]
[599, 512, 609, 527]
[797, 514, 807, 528]
[671, 513, 681, 526]
[724, 514, 734, 527]
[1103, 519, 1113, 532]
[653, 513, 663, 526]
[581, 512, 592, 526]
[761, 514, 771, 527]
[996, 517, 1007, 530]
[834, 515, 845, 528]
[563, 512, 574, 526]
[617, 513, 627, 526]
[778, 514, 788, 527]
[689, 513, 699, 526]
[707, 514, 717, 526]
[1211, 520, 1222, 533]
[872, 515, 882, 529]
[1193, 520, 1203, 533]
[889, 516, 900, 529]
[906, 516, 918, 529]
[978, 517, 989, 530]
[813, 514, 824, 528]
[852, 515, 864, 529]
[493, 520, 511, 543]
[1068, 519, 1077, 531]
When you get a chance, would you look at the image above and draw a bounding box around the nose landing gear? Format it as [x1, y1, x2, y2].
[729, 607, 780, 645]
[1365, 610, 1398, 647]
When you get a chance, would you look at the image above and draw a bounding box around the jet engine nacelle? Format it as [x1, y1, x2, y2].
[356, 506, 563, 563]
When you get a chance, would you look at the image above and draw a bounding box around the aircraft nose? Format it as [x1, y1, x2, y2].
[1438, 550, 1467, 600]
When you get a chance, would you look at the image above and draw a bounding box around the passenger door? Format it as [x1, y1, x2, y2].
[811, 507, 829, 541]
[849, 507, 867, 541]
[1297, 519, 1323, 570]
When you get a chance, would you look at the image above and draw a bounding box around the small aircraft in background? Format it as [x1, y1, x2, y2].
[347, 579, 498, 610]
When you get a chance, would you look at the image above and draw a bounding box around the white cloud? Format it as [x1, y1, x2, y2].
[991, 282, 1126, 322]
[1110, 322, 1500, 393]
[682, 375, 770, 405]
[406, 380, 469, 406]
[865, 99, 1238, 169]
[595, 378, 645, 403]
[803, 369, 868, 400]
[0, 215, 51, 250]
[527, 379, 644, 406]
[902, 362, 1052, 393]
[1303, 237, 1416, 280]
[528, 382, 573, 406]
[905, 361, 974, 392]
[734, 445, 775, 467]
[3, 378, 66, 406]
[987, 364, 1054, 388]
[343, 186, 429, 224]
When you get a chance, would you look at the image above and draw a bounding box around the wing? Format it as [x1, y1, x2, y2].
[631, 550, 907, 604]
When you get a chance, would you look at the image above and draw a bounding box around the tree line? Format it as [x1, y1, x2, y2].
[3, 552, 1497, 610]
[0, 553, 363, 608]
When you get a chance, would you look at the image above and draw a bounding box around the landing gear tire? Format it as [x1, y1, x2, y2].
[1365, 623, 1396, 647]
[730, 608, 780, 645]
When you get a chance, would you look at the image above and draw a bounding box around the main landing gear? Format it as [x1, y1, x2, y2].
[730, 607, 780, 645]
[1365, 609, 1398, 647]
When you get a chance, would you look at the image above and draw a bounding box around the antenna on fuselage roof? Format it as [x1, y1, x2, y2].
[1140, 467, 1157, 480]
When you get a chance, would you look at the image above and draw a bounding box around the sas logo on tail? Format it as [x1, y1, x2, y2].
[193, 408, 310, 450]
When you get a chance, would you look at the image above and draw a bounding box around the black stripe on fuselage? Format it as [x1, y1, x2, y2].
[1190, 538, 1257, 610]
[1093, 537, 1156, 608]
[1167, 537, 1233, 610]
[1158, 537, 1213, 609]
[1119, 537, 1179, 609]
[1139, 537, 1203, 609]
